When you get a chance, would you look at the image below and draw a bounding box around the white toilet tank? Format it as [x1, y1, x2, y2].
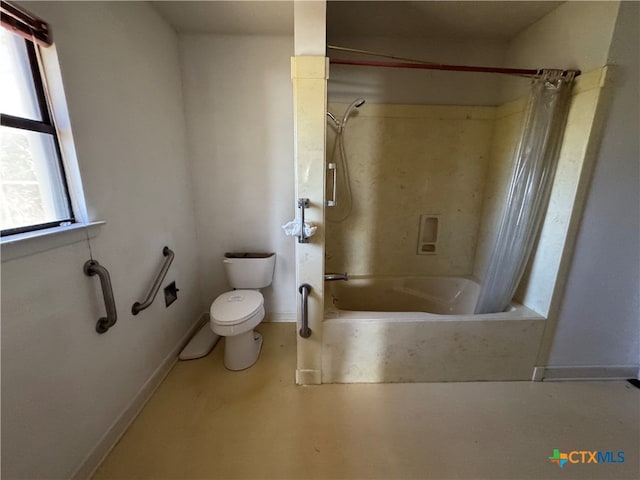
[223, 253, 275, 289]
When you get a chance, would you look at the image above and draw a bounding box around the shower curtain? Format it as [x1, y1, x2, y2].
[475, 69, 576, 314]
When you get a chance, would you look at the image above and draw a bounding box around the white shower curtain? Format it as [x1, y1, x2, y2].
[475, 69, 576, 314]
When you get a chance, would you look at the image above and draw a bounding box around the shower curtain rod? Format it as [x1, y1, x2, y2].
[327, 45, 580, 78]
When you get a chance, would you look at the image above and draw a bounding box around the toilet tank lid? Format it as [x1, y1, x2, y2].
[224, 252, 274, 259]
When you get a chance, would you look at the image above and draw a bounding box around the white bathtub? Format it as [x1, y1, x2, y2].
[328, 276, 482, 315]
[322, 275, 545, 383]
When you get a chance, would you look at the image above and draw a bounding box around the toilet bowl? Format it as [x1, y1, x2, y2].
[209, 253, 275, 370]
[210, 290, 265, 370]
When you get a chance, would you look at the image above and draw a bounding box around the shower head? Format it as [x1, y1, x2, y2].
[341, 98, 366, 128]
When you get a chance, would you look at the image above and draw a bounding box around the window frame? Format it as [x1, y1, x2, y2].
[1, 33, 76, 237]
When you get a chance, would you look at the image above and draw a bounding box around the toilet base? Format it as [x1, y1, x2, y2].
[223, 330, 263, 371]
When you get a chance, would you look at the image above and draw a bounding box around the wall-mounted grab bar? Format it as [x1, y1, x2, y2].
[84, 260, 118, 334]
[132, 246, 174, 315]
[299, 283, 312, 338]
[297, 198, 310, 243]
[326, 163, 337, 207]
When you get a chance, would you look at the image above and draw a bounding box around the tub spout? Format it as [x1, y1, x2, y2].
[325, 272, 348, 281]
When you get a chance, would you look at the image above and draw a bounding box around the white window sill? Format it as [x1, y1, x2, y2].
[1, 221, 105, 262]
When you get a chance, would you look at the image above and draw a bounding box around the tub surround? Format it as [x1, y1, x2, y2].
[327, 69, 611, 313]
[322, 313, 544, 383]
[472, 98, 526, 284]
[291, 56, 329, 385]
[325, 103, 495, 278]
[323, 275, 544, 383]
[322, 68, 613, 384]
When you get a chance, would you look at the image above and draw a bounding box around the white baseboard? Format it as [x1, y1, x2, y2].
[540, 365, 640, 381]
[531, 366, 545, 381]
[72, 314, 206, 479]
[200, 311, 295, 323]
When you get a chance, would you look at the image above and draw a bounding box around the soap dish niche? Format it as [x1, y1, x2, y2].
[417, 214, 439, 255]
[419, 243, 437, 254]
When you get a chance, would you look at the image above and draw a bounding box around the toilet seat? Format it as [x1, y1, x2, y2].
[211, 290, 264, 325]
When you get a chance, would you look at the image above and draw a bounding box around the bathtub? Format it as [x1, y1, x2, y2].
[322, 275, 546, 383]
[328, 276, 482, 315]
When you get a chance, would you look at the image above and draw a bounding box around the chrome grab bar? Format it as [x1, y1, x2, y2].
[132, 246, 174, 315]
[299, 283, 312, 338]
[297, 198, 310, 243]
[84, 259, 118, 334]
[326, 162, 337, 207]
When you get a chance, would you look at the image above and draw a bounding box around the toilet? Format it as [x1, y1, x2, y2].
[209, 252, 275, 370]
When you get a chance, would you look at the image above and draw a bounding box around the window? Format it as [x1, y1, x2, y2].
[1, 9, 74, 237]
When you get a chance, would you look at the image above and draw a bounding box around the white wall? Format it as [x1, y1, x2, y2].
[500, 1, 619, 101]
[328, 35, 507, 105]
[1, 2, 201, 478]
[294, 0, 326, 55]
[179, 34, 296, 319]
[547, 1, 639, 368]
